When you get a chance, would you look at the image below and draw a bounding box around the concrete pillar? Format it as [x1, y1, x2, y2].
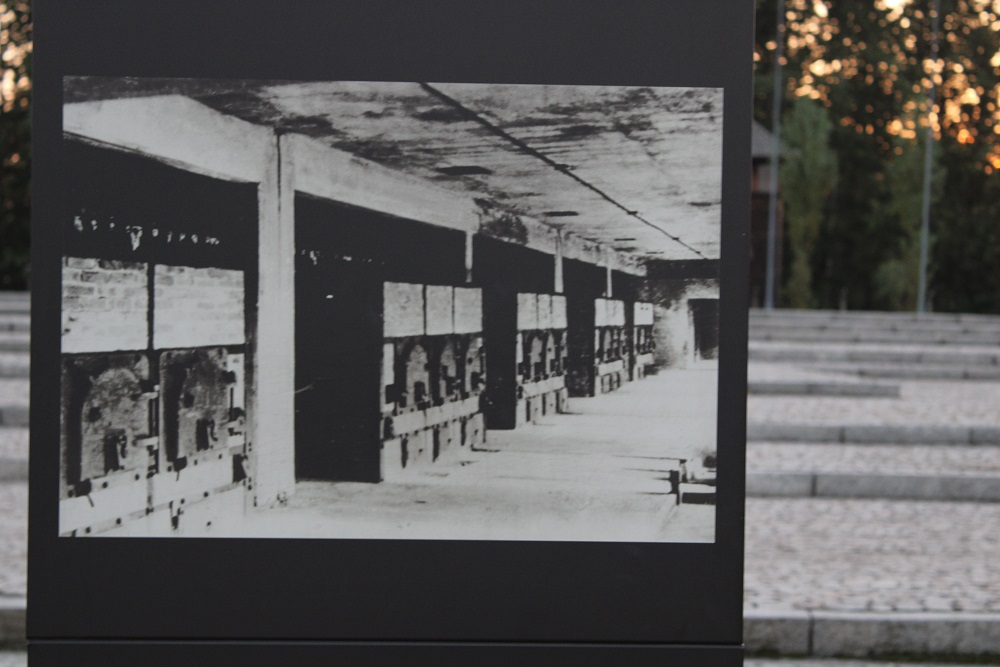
[555, 230, 565, 294]
[465, 231, 474, 284]
[252, 133, 297, 506]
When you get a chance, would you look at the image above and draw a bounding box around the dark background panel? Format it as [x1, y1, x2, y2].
[31, 0, 752, 648]
[29, 641, 744, 666]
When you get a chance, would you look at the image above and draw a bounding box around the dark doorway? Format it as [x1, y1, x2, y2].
[688, 298, 719, 360]
[294, 195, 465, 482]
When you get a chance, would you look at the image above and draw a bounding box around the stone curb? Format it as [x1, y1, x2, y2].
[748, 307, 1000, 324]
[747, 471, 1000, 502]
[745, 609, 1000, 657]
[748, 346, 1000, 366]
[0, 317, 28, 333]
[0, 599, 25, 647]
[747, 422, 1000, 445]
[2, 604, 998, 657]
[0, 459, 27, 482]
[0, 364, 29, 380]
[749, 329, 1000, 346]
[814, 364, 1000, 381]
[0, 408, 28, 428]
[747, 381, 899, 398]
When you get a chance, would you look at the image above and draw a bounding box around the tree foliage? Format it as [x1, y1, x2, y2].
[756, 0, 1000, 312]
[0, 0, 31, 290]
[780, 97, 839, 307]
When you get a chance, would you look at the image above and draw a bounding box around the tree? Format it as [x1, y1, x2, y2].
[755, 0, 1000, 312]
[873, 131, 946, 310]
[0, 0, 31, 290]
[780, 97, 839, 307]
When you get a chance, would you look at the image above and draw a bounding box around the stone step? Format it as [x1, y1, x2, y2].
[748, 343, 1000, 366]
[745, 496, 1000, 656]
[747, 422, 1000, 445]
[0, 356, 28, 379]
[0, 335, 28, 354]
[0, 459, 27, 482]
[0, 428, 27, 461]
[745, 608, 1000, 657]
[747, 471, 1000, 502]
[0, 315, 28, 333]
[0, 293, 29, 315]
[679, 482, 716, 505]
[813, 363, 1000, 381]
[750, 327, 1000, 346]
[749, 307, 1000, 326]
[747, 380, 899, 398]
[0, 408, 27, 429]
[749, 314, 1000, 334]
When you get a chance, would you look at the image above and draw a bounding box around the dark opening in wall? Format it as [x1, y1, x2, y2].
[689, 298, 720, 360]
[472, 235, 554, 429]
[293, 195, 468, 482]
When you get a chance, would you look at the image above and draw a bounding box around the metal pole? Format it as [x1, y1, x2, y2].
[917, 0, 940, 314]
[764, 0, 785, 310]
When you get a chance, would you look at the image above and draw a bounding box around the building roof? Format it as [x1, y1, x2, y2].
[66, 78, 726, 261]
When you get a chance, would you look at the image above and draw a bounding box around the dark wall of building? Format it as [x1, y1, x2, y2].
[472, 235, 554, 429]
[563, 257, 606, 396]
[294, 194, 467, 481]
[60, 140, 259, 535]
[611, 270, 641, 302]
[64, 140, 257, 270]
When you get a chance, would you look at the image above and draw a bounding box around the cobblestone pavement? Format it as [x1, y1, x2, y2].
[745, 497, 1000, 613]
[0, 430, 27, 460]
[748, 442, 1000, 475]
[0, 483, 26, 598]
[748, 377, 1000, 426]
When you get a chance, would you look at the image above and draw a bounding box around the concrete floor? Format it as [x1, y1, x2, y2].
[235, 368, 718, 542]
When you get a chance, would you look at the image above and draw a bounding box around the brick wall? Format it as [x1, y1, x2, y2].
[153, 265, 245, 349]
[62, 257, 149, 353]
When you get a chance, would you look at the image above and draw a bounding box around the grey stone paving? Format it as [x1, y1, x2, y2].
[0, 484, 26, 598]
[0, 653, 23, 667]
[0, 381, 27, 409]
[0, 353, 28, 379]
[748, 442, 1000, 475]
[749, 340, 1000, 365]
[745, 497, 1000, 614]
[748, 378, 1000, 426]
[0, 430, 26, 461]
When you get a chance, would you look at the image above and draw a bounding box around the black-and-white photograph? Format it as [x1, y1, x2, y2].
[59, 78, 723, 542]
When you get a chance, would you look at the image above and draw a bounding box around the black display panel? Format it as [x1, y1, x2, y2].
[30, 0, 752, 661]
